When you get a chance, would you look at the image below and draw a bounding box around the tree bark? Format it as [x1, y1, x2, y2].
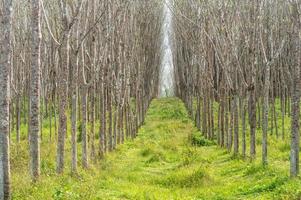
[29, 0, 41, 181]
[290, 5, 300, 177]
[262, 63, 270, 165]
[0, 0, 12, 198]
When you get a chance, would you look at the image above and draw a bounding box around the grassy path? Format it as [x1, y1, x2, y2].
[13, 98, 301, 199]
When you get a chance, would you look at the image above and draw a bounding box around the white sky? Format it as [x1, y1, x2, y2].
[159, 0, 174, 97]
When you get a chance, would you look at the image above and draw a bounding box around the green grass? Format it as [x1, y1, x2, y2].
[11, 98, 301, 199]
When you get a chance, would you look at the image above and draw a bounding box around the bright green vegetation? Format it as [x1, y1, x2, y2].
[12, 98, 301, 199]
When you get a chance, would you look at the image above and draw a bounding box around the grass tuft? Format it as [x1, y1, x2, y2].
[192, 134, 216, 146]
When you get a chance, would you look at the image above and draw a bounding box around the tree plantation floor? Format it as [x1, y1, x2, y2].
[12, 98, 301, 199]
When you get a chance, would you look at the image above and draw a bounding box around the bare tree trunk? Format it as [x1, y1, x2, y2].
[249, 87, 256, 159]
[207, 96, 211, 139]
[0, 0, 12, 198]
[113, 88, 118, 148]
[225, 97, 229, 149]
[220, 92, 225, 147]
[90, 86, 96, 162]
[233, 95, 239, 155]
[56, 0, 72, 174]
[202, 96, 207, 137]
[16, 95, 21, 143]
[262, 63, 270, 165]
[281, 90, 285, 139]
[103, 85, 107, 152]
[217, 104, 221, 145]
[56, 31, 70, 174]
[196, 94, 201, 130]
[272, 100, 278, 138]
[290, 6, 300, 177]
[210, 92, 214, 140]
[108, 86, 113, 151]
[99, 75, 106, 156]
[71, 92, 77, 173]
[81, 87, 88, 168]
[290, 67, 300, 177]
[228, 99, 233, 152]
[241, 98, 247, 158]
[29, 0, 41, 181]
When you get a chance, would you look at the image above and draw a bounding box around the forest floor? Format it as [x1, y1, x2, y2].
[12, 98, 301, 200]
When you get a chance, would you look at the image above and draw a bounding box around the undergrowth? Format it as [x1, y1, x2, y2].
[11, 98, 301, 200]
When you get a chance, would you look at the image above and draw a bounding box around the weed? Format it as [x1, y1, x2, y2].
[192, 134, 215, 146]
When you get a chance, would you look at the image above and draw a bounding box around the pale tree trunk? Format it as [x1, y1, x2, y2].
[249, 87, 256, 159]
[99, 69, 106, 156]
[57, 39, 69, 174]
[0, 0, 12, 198]
[290, 5, 300, 177]
[90, 0, 97, 162]
[71, 91, 77, 173]
[202, 95, 207, 137]
[70, 20, 80, 174]
[81, 86, 88, 168]
[56, 0, 70, 173]
[103, 84, 108, 152]
[113, 85, 118, 149]
[29, 0, 41, 181]
[90, 85, 96, 161]
[120, 65, 126, 144]
[196, 95, 201, 130]
[207, 96, 211, 139]
[281, 90, 285, 139]
[79, 30, 88, 168]
[210, 91, 214, 140]
[225, 97, 229, 148]
[262, 63, 270, 165]
[108, 85, 113, 151]
[16, 95, 21, 143]
[217, 104, 221, 146]
[228, 99, 233, 152]
[232, 68, 239, 155]
[290, 72, 300, 177]
[241, 98, 247, 158]
[220, 87, 225, 147]
[99, 86, 104, 157]
[233, 95, 239, 155]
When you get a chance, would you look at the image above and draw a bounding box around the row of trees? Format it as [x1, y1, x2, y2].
[172, 0, 301, 177]
[0, 0, 163, 199]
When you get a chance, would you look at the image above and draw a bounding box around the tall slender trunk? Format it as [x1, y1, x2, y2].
[81, 87, 88, 168]
[56, 31, 70, 174]
[196, 95, 201, 130]
[281, 91, 285, 139]
[0, 0, 12, 198]
[108, 87, 113, 151]
[210, 92, 214, 140]
[49, 101, 52, 141]
[71, 92, 77, 173]
[290, 9, 300, 177]
[241, 98, 247, 158]
[99, 77, 106, 156]
[90, 86, 96, 161]
[220, 92, 225, 147]
[225, 97, 229, 149]
[29, 0, 41, 181]
[233, 95, 239, 155]
[262, 63, 270, 165]
[228, 99, 233, 152]
[249, 86, 256, 159]
[217, 104, 221, 145]
[16, 95, 21, 143]
[113, 88, 118, 149]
